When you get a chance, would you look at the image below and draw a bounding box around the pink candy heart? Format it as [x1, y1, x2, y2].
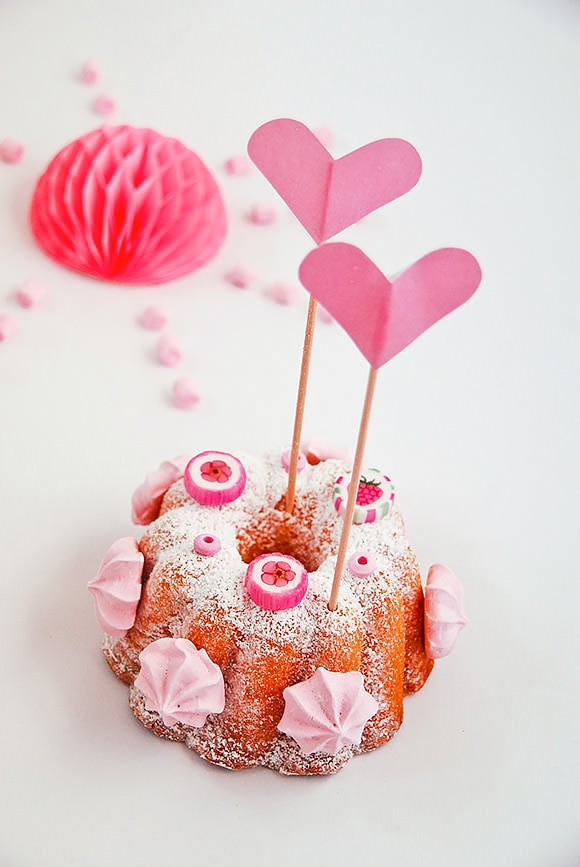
[248, 119, 422, 243]
[299, 243, 482, 368]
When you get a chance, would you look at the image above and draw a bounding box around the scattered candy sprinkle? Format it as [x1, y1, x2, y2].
[141, 305, 167, 330]
[15, 279, 46, 309]
[193, 533, 221, 556]
[224, 154, 251, 175]
[79, 61, 99, 84]
[93, 94, 116, 116]
[225, 265, 257, 289]
[248, 203, 276, 225]
[156, 334, 182, 367]
[0, 314, 17, 341]
[266, 281, 298, 306]
[0, 138, 24, 164]
[172, 377, 200, 409]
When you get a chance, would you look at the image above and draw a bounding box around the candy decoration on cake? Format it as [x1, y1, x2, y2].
[424, 564, 468, 659]
[131, 454, 191, 525]
[281, 447, 306, 473]
[347, 551, 377, 578]
[88, 537, 144, 638]
[278, 668, 379, 756]
[248, 119, 423, 514]
[183, 451, 246, 506]
[193, 533, 222, 556]
[30, 126, 226, 285]
[245, 553, 308, 611]
[135, 638, 225, 728]
[333, 468, 395, 524]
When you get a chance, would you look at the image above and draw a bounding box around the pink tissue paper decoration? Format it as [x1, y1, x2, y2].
[140, 304, 167, 330]
[30, 126, 227, 285]
[278, 668, 378, 756]
[131, 454, 191, 525]
[0, 314, 17, 341]
[248, 118, 422, 243]
[0, 138, 24, 164]
[80, 61, 99, 84]
[156, 333, 182, 366]
[93, 94, 116, 116]
[135, 637, 225, 728]
[266, 281, 298, 306]
[15, 279, 46, 309]
[424, 564, 468, 659]
[224, 154, 251, 175]
[299, 243, 482, 369]
[248, 203, 277, 225]
[87, 537, 144, 638]
[225, 265, 257, 289]
[173, 377, 200, 409]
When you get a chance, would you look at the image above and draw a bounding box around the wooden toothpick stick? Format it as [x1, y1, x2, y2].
[286, 296, 318, 514]
[328, 366, 378, 610]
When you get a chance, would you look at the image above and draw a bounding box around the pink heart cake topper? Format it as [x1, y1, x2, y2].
[248, 119, 422, 244]
[299, 243, 482, 368]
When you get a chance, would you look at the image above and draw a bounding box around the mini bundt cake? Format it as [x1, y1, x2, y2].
[89, 449, 446, 775]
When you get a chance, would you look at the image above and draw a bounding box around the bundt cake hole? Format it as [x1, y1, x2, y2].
[236, 506, 328, 573]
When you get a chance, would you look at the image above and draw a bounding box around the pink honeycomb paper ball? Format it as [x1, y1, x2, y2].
[29, 126, 227, 286]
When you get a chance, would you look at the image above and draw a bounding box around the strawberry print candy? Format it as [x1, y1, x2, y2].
[245, 553, 308, 611]
[184, 451, 246, 506]
[333, 468, 395, 525]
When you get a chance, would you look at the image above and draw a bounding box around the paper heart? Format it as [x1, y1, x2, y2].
[248, 119, 421, 243]
[299, 243, 482, 368]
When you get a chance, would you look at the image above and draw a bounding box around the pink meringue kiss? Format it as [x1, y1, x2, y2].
[184, 451, 246, 506]
[193, 533, 221, 556]
[278, 668, 379, 756]
[93, 94, 116, 116]
[79, 60, 99, 84]
[131, 454, 191, 525]
[172, 377, 200, 410]
[135, 637, 225, 728]
[348, 551, 376, 578]
[281, 448, 306, 473]
[140, 305, 167, 330]
[15, 279, 46, 309]
[224, 154, 251, 175]
[225, 265, 257, 289]
[30, 125, 226, 285]
[0, 138, 24, 164]
[245, 553, 308, 612]
[88, 537, 144, 638]
[0, 314, 17, 341]
[156, 333, 182, 366]
[266, 281, 298, 306]
[248, 203, 276, 225]
[424, 564, 468, 659]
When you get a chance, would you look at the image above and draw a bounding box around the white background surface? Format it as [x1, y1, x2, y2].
[1, 1, 579, 865]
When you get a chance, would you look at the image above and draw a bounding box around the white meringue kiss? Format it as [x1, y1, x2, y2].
[278, 667, 378, 756]
[135, 637, 225, 728]
[88, 537, 144, 638]
[424, 564, 468, 659]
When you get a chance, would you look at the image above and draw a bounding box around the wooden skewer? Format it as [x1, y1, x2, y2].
[286, 296, 318, 514]
[328, 366, 378, 611]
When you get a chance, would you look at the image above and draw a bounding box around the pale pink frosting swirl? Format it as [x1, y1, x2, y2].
[135, 638, 225, 728]
[131, 454, 191, 525]
[88, 537, 144, 638]
[278, 667, 378, 756]
[424, 564, 468, 659]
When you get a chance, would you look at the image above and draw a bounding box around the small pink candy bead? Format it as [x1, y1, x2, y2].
[93, 94, 116, 116]
[141, 305, 167, 330]
[224, 154, 251, 175]
[15, 279, 46, 309]
[225, 265, 257, 289]
[80, 61, 99, 84]
[248, 203, 276, 225]
[0, 314, 17, 341]
[266, 281, 298, 306]
[156, 333, 182, 366]
[281, 448, 306, 473]
[348, 551, 376, 578]
[0, 138, 24, 164]
[193, 533, 221, 556]
[172, 377, 200, 409]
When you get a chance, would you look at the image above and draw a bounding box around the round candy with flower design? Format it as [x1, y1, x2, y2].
[245, 553, 308, 611]
[184, 451, 246, 506]
[333, 467, 395, 525]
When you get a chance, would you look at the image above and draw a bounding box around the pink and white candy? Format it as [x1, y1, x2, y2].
[172, 377, 200, 410]
[87, 537, 144, 638]
[348, 551, 376, 578]
[193, 533, 221, 556]
[141, 305, 167, 330]
[278, 668, 379, 756]
[0, 138, 24, 164]
[333, 467, 395, 525]
[156, 333, 182, 366]
[248, 203, 276, 225]
[135, 637, 225, 728]
[184, 451, 246, 506]
[281, 448, 306, 473]
[15, 279, 46, 309]
[245, 553, 308, 612]
[424, 564, 468, 659]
